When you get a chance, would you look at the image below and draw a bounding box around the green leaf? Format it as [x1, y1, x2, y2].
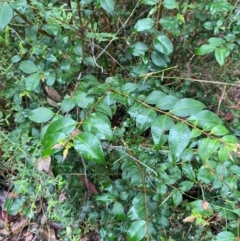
[19, 60, 38, 74]
[28, 107, 54, 123]
[134, 18, 154, 32]
[25, 72, 41, 91]
[215, 47, 231, 66]
[5, 197, 26, 215]
[141, 0, 158, 5]
[182, 164, 196, 181]
[151, 115, 174, 150]
[122, 83, 139, 93]
[136, 107, 156, 133]
[94, 101, 113, 118]
[198, 138, 221, 162]
[74, 91, 94, 109]
[188, 110, 222, 130]
[172, 189, 182, 207]
[198, 166, 215, 184]
[100, 0, 115, 15]
[42, 117, 77, 156]
[82, 112, 113, 140]
[0, 2, 13, 31]
[208, 37, 225, 47]
[215, 231, 236, 241]
[153, 33, 173, 55]
[145, 90, 167, 104]
[127, 220, 146, 241]
[131, 42, 148, 56]
[163, 0, 179, 9]
[196, 44, 216, 55]
[96, 193, 116, 205]
[170, 98, 205, 117]
[61, 95, 76, 113]
[73, 132, 104, 163]
[151, 51, 169, 67]
[159, 16, 180, 36]
[168, 123, 191, 159]
[156, 95, 179, 110]
[112, 201, 125, 220]
[179, 181, 194, 192]
[211, 125, 229, 136]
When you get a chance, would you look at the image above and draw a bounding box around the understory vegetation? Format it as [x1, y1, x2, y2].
[1, 0, 240, 240]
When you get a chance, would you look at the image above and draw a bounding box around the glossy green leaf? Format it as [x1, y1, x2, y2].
[168, 123, 191, 159]
[188, 110, 222, 129]
[61, 95, 76, 113]
[210, 1, 232, 13]
[136, 107, 156, 133]
[208, 37, 225, 47]
[141, 0, 158, 5]
[151, 51, 169, 67]
[28, 107, 54, 123]
[4, 197, 26, 215]
[196, 44, 216, 55]
[198, 138, 220, 162]
[172, 189, 182, 207]
[159, 16, 180, 36]
[170, 98, 205, 117]
[215, 231, 236, 241]
[127, 220, 146, 241]
[0, 2, 13, 31]
[112, 201, 125, 220]
[218, 145, 234, 162]
[20, 60, 38, 74]
[73, 132, 104, 163]
[182, 164, 196, 181]
[153, 33, 173, 55]
[42, 117, 77, 156]
[122, 83, 139, 93]
[156, 95, 179, 110]
[134, 18, 154, 32]
[198, 166, 215, 184]
[151, 115, 174, 150]
[215, 47, 231, 66]
[25, 72, 40, 91]
[94, 101, 113, 118]
[163, 0, 179, 9]
[74, 91, 94, 109]
[131, 42, 148, 56]
[96, 193, 116, 205]
[179, 181, 194, 192]
[100, 0, 115, 15]
[145, 90, 167, 104]
[211, 125, 229, 136]
[82, 112, 113, 140]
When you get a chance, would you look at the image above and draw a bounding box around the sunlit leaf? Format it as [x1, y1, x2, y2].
[28, 107, 54, 123]
[168, 123, 191, 159]
[0, 2, 13, 31]
[170, 98, 205, 117]
[73, 132, 104, 163]
[127, 220, 146, 241]
[198, 138, 220, 162]
[134, 18, 154, 32]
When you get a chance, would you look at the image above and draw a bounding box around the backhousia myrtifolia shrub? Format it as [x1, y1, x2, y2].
[1, 0, 240, 240]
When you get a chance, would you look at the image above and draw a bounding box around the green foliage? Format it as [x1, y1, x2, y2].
[1, 0, 240, 240]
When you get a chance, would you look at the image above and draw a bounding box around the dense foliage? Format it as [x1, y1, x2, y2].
[1, 0, 240, 240]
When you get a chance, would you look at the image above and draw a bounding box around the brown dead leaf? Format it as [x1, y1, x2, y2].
[45, 86, 62, 102]
[47, 97, 60, 108]
[11, 218, 28, 234]
[182, 215, 196, 223]
[36, 156, 51, 172]
[40, 227, 58, 241]
[80, 238, 89, 241]
[24, 232, 34, 241]
[202, 201, 209, 210]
